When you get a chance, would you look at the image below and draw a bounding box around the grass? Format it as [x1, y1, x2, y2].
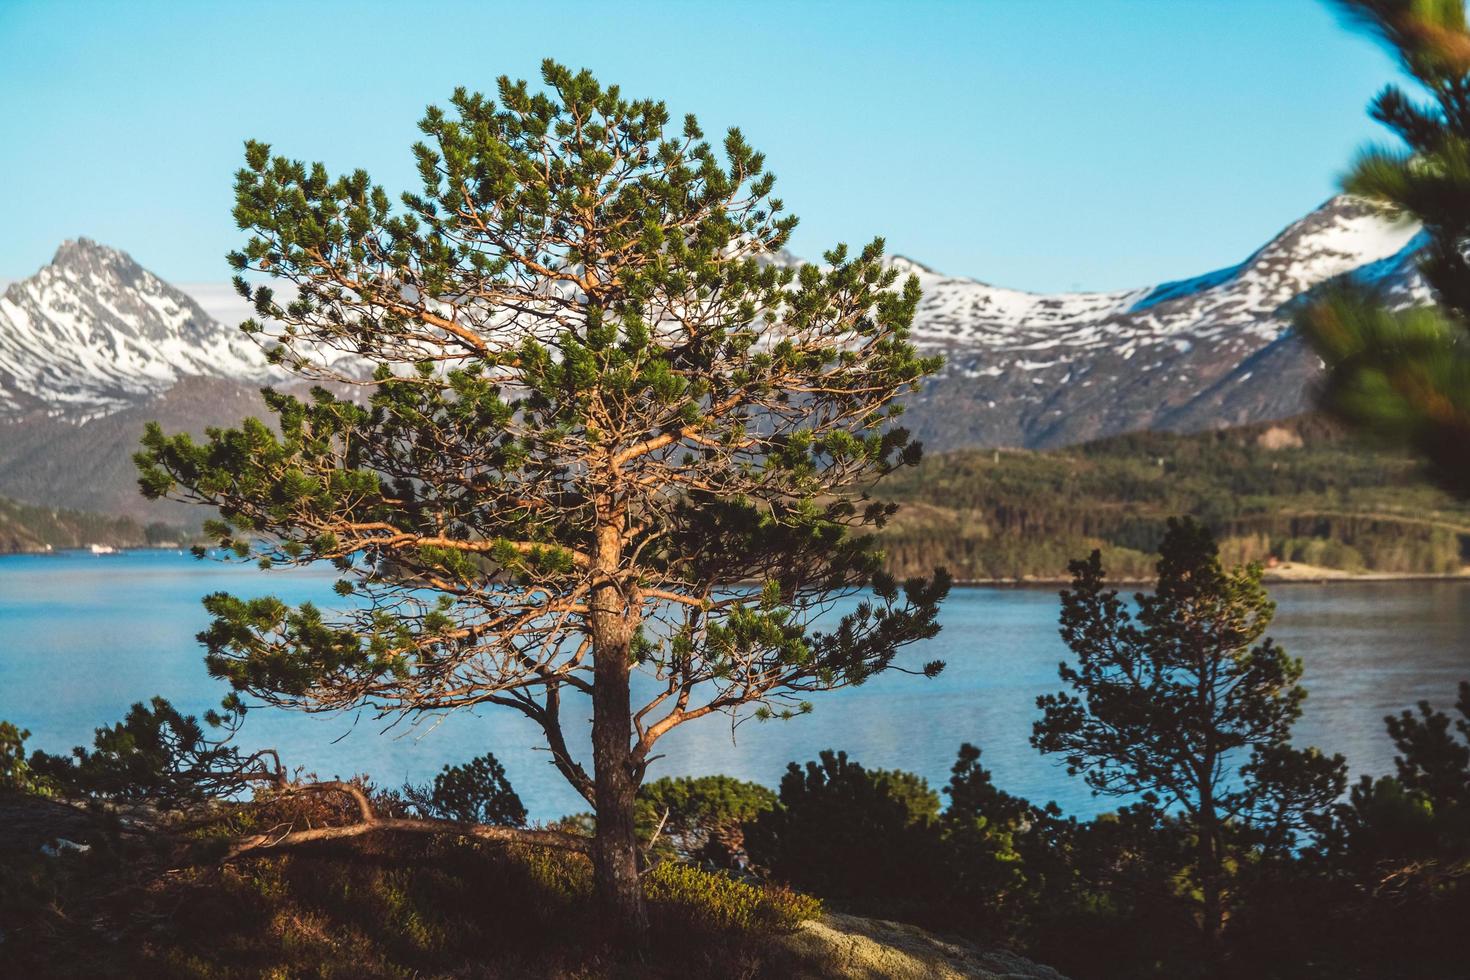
[0, 792, 829, 979]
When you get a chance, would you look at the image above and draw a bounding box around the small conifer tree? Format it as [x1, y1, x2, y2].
[1032, 519, 1346, 949]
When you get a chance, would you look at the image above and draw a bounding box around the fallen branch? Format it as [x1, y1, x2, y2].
[220, 779, 589, 860]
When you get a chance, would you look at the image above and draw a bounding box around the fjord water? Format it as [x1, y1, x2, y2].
[2, 550, 1468, 821]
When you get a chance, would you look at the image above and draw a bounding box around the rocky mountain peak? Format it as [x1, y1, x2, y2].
[889, 255, 939, 276]
[51, 236, 120, 268]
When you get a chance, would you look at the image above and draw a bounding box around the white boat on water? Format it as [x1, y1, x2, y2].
[88, 543, 119, 555]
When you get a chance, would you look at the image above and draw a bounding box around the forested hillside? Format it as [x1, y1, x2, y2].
[0, 497, 184, 554]
[877, 415, 1470, 580]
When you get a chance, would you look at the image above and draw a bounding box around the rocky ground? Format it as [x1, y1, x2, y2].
[782, 913, 1069, 979]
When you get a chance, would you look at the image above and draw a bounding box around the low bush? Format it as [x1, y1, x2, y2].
[644, 861, 821, 933]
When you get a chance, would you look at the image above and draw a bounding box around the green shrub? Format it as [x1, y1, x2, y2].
[24, 696, 255, 809]
[1, 720, 32, 790]
[517, 845, 594, 904]
[0, 720, 54, 796]
[1279, 536, 1367, 572]
[644, 861, 821, 933]
[638, 774, 776, 864]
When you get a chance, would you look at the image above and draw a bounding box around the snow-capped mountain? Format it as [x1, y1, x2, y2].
[0, 196, 1432, 452]
[894, 195, 1429, 448]
[0, 238, 277, 420]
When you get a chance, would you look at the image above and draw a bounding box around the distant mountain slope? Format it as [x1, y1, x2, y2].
[0, 376, 283, 523]
[0, 495, 183, 554]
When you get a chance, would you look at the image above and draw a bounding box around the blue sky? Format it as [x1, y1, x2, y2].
[0, 0, 1405, 293]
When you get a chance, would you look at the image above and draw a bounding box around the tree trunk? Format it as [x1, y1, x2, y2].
[1197, 798, 1224, 955]
[589, 566, 649, 945]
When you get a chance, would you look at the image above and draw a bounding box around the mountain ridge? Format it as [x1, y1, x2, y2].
[894, 195, 1428, 448]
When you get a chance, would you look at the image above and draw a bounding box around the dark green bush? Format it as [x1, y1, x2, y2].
[745, 750, 945, 918]
[25, 696, 258, 809]
[405, 751, 526, 826]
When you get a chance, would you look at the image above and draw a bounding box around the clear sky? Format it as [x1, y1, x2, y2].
[0, 0, 1407, 293]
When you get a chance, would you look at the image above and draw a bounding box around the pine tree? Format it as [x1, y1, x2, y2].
[135, 61, 949, 940]
[1032, 518, 1346, 950]
[1301, 1, 1470, 494]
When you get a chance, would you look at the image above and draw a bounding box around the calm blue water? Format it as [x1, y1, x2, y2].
[2, 550, 1468, 821]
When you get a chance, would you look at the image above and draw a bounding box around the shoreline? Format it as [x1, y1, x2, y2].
[946, 567, 1470, 589]
[0, 545, 193, 557]
[5, 550, 1469, 590]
